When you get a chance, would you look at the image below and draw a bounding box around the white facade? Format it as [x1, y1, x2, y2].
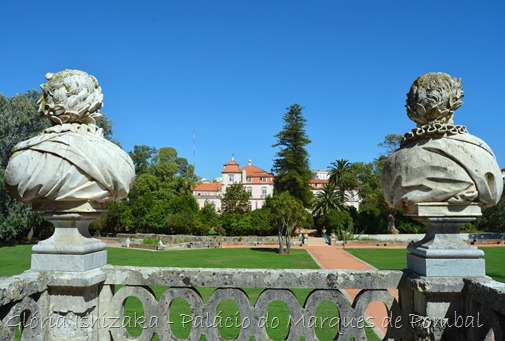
[193, 157, 274, 212]
[194, 157, 360, 212]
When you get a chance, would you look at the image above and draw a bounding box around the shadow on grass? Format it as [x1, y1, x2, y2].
[250, 247, 281, 253]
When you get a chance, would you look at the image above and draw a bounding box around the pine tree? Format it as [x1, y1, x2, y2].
[272, 104, 313, 207]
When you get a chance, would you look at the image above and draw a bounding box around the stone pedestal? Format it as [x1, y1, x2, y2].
[400, 274, 475, 341]
[31, 202, 107, 272]
[44, 269, 106, 341]
[406, 203, 484, 277]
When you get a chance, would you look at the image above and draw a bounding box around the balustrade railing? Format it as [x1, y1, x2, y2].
[101, 266, 405, 341]
[464, 278, 505, 341]
[3, 265, 505, 340]
[1, 267, 407, 340]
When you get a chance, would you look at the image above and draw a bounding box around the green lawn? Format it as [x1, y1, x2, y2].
[108, 247, 320, 270]
[0, 244, 33, 277]
[346, 247, 505, 283]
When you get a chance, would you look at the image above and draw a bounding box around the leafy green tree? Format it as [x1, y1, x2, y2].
[221, 183, 250, 215]
[377, 133, 407, 233]
[95, 114, 119, 145]
[477, 191, 505, 232]
[266, 192, 309, 254]
[378, 134, 403, 156]
[200, 201, 221, 232]
[272, 104, 313, 207]
[150, 147, 198, 194]
[105, 146, 199, 234]
[151, 147, 180, 181]
[250, 208, 276, 236]
[167, 211, 204, 235]
[221, 214, 253, 236]
[316, 209, 353, 240]
[346, 161, 388, 233]
[0, 91, 51, 243]
[129, 145, 157, 176]
[167, 194, 200, 215]
[0, 91, 50, 166]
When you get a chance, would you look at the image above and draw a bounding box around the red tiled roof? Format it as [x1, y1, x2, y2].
[222, 159, 242, 173]
[242, 164, 274, 184]
[243, 165, 273, 177]
[193, 183, 222, 192]
[310, 178, 329, 189]
[310, 178, 329, 184]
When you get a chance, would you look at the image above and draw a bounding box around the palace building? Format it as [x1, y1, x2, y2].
[193, 156, 360, 212]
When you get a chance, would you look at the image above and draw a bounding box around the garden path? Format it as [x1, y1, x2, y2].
[305, 244, 400, 338]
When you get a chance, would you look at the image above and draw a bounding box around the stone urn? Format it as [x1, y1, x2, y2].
[381, 72, 503, 276]
[4, 70, 135, 271]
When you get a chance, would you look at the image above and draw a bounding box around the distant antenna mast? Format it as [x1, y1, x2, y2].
[193, 127, 196, 168]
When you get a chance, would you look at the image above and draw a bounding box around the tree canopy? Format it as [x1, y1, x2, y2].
[266, 192, 310, 254]
[93, 146, 201, 235]
[0, 91, 51, 244]
[272, 104, 313, 207]
[221, 183, 250, 215]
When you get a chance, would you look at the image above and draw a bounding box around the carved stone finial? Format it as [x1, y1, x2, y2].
[4, 70, 135, 206]
[406, 72, 463, 127]
[381, 72, 503, 213]
[38, 69, 104, 125]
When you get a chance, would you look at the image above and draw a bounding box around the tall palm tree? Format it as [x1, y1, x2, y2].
[328, 159, 351, 201]
[312, 183, 347, 217]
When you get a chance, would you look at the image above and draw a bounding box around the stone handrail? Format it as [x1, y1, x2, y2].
[1, 267, 407, 340]
[0, 271, 49, 340]
[3, 267, 505, 340]
[100, 266, 407, 340]
[464, 278, 505, 340]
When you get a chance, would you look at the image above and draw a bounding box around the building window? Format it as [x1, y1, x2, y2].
[246, 176, 252, 182]
[229, 175, 234, 182]
[197, 193, 201, 196]
[247, 187, 252, 198]
[261, 177, 266, 183]
[261, 187, 267, 199]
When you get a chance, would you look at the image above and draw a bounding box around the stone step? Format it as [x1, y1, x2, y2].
[305, 237, 330, 246]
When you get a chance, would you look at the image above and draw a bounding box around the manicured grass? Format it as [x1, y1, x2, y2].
[346, 247, 505, 283]
[0, 246, 319, 277]
[480, 247, 505, 283]
[346, 248, 409, 270]
[108, 247, 320, 270]
[0, 244, 33, 277]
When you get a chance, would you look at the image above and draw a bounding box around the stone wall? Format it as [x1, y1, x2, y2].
[116, 233, 279, 247]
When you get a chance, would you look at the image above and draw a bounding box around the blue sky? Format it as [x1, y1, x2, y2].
[1, 1, 504, 180]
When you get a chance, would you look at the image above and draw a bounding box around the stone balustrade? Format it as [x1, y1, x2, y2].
[2, 266, 505, 340]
